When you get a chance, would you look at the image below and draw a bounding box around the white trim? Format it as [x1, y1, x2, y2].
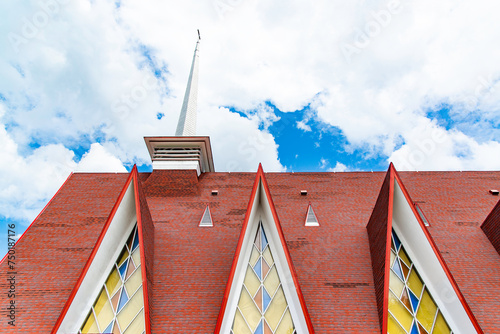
[152, 160, 201, 176]
[218, 180, 310, 333]
[57, 181, 139, 333]
[392, 179, 478, 334]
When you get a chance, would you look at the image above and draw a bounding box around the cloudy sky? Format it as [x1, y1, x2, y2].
[1, 0, 500, 254]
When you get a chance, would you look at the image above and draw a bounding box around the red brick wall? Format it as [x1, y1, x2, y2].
[366, 171, 391, 330]
[481, 199, 500, 255]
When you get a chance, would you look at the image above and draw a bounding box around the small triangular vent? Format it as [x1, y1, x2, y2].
[199, 206, 213, 227]
[305, 205, 319, 226]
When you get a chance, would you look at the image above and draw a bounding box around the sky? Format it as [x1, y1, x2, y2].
[1, 0, 500, 255]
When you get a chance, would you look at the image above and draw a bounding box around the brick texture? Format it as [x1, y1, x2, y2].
[366, 171, 391, 331]
[136, 173, 155, 327]
[1, 170, 500, 333]
[481, 199, 500, 257]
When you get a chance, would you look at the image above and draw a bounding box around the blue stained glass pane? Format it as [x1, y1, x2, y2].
[392, 230, 401, 251]
[103, 321, 114, 333]
[410, 322, 419, 334]
[119, 260, 128, 279]
[392, 259, 404, 281]
[132, 228, 140, 251]
[254, 258, 262, 280]
[255, 320, 263, 334]
[409, 289, 419, 312]
[261, 227, 268, 250]
[117, 287, 128, 312]
[263, 287, 271, 311]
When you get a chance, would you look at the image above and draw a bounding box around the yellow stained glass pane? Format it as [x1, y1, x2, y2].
[275, 308, 294, 334]
[265, 287, 288, 331]
[390, 251, 396, 267]
[125, 265, 143, 296]
[94, 288, 108, 315]
[232, 308, 252, 334]
[106, 268, 121, 297]
[388, 291, 413, 332]
[123, 309, 145, 334]
[249, 246, 260, 267]
[432, 311, 451, 334]
[238, 288, 260, 331]
[244, 265, 260, 297]
[94, 289, 114, 330]
[81, 311, 99, 333]
[264, 266, 280, 296]
[407, 268, 423, 297]
[416, 289, 437, 332]
[389, 270, 405, 298]
[117, 286, 144, 330]
[117, 247, 129, 267]
[387, 313, 406, 334]
[132, 248, 141, 267]
[263, 246, 274, 266]
[398, 247, 412, 268]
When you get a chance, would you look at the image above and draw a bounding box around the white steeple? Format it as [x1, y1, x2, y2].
[175, 31, 201, 136]
[144, 30, 215, 175]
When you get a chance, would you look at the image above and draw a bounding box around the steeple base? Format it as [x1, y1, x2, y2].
[144, 136, 215, 176]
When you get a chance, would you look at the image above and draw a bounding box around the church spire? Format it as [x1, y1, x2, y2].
[175, 31, 201, 136]
[144, 30, 214, 175]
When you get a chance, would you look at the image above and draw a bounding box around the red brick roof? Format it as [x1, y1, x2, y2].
[1, 168, 500, 333]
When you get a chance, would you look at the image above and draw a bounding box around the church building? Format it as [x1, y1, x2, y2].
[1, 35, 500, 334]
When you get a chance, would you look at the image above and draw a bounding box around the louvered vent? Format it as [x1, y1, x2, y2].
[153, 147, 202, 160]
[199, 206, 213, 227]
[415, 203, 430, 226]
[305, 205, 319, 226]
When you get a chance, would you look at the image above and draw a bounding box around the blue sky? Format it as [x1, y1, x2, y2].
[1, 0, 500, 257]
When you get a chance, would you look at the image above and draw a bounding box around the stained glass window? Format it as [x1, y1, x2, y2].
[79, 224, 146, 334]
[388, 229, 452, 334]
[231, 222, 296, 334]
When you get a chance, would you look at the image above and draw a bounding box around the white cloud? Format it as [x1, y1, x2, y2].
[390, 118, 500, 171]
[0, 120, 76, 223]
[200, 106, 284, 172]
[328, 162, 348, 172]
[75, 143, 127, 173]
[296, 120, 311, 132]
[319, 158, 328, 169]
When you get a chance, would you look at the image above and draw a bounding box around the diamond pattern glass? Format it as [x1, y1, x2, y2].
[387, 229, 453, 334]
[232, 222, 296, 334]
[79, 224, 145, 334]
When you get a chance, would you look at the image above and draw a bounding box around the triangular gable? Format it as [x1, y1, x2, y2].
[52, 166, 153, 334]
[215, 164, 314, 333]
[366, 164, 483, 334]
[481, 199, 500, 256]
[305, 204, 319, 227]
[199, 205, 213, 227]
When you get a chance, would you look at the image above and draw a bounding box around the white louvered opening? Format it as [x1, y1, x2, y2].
[153, 147, 202, 160]
[199, 206, 213, 227]
[305, 205, 319, 227]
